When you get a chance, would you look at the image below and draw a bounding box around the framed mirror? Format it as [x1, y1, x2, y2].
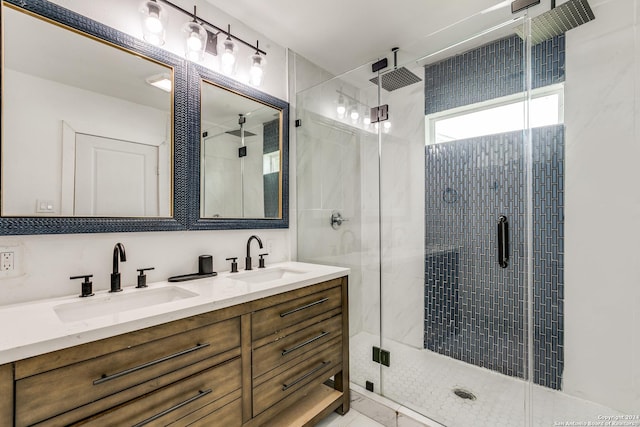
[0, 0, 187, 234]
[187, 64, 289, 230]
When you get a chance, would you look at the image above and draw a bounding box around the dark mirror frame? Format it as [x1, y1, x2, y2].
[0, 0, 188, 235]
[187, 63, 289, 230]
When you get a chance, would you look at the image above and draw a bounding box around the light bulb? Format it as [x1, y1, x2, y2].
[145, 15, 162, 33]
[383, 121, 392, 132]
[364, 116, 371, 126]
[187, 33, 202, 51]
[350, 109, 359, 122]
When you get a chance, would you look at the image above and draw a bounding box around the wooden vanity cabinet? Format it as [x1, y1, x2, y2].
[5, 275, 349, 427]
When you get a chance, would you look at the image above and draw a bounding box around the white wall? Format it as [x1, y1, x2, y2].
[3, 69, 170, 216]
[563, 0, 640, 413]
[0, 0, 301, 306]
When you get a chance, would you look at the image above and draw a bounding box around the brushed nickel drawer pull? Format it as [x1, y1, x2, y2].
[281, 331, 330, 356]
[132, 389, 212, 427]
[279, 297, 329, 318]
[93, 343, 210, 385]
[282, 361, 331, 391]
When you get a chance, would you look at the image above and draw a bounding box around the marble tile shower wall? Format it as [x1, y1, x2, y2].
[423, 34, 565, 390]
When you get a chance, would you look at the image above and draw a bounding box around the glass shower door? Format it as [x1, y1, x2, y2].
[296, 68, 383, 395]
[378, 17, 539, 427]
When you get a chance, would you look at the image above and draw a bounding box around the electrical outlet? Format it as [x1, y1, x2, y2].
[0, 252, 14, 271]
[0, 245, 22, 278]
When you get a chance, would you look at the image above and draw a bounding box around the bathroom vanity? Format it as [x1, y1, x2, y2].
[0, 262, 349, 426]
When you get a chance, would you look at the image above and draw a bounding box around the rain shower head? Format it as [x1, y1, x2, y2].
[370, 48, 422, 92]
[515, 0, 595, 45]
[225, 129, 256, 138]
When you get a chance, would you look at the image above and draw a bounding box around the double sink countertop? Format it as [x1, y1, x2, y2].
[0, 262, 349, 365]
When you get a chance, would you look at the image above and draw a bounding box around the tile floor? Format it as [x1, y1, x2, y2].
[349, 331, 627, 427]
[317, 409, 385, 427]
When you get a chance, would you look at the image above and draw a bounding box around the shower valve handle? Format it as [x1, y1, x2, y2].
[330, 212, 349, 230]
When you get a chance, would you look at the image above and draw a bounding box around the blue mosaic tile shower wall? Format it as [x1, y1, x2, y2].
[263, 119, 279, 218]
[425, 34, 565, 114]
[424, 127, 564, 389]
[424, 35, 565, 390]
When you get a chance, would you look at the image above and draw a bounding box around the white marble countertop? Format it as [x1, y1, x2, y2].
[0, 261, 349, 365]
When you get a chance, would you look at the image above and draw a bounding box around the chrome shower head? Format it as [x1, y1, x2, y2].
[516, 0, 595, 45]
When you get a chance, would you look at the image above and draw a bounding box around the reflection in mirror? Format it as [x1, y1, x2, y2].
[2, 4, 173, 217]
[200, 80, 281, 219]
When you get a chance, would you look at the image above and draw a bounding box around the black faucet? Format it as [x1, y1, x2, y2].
[245, 235, 263, 271]
[110, 242, 127, 292]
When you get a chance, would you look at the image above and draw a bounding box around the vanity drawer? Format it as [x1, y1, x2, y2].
[252, 285, 342, 341]
[253, 336, 342, 416]
[16, 317, 240, 426]
[253, 314, 343, 379]
[75, 357, 241, 427]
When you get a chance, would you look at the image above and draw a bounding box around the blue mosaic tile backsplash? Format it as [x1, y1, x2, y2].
[423, 35, 565, 390]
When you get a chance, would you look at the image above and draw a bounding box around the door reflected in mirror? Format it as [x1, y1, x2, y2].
[1, 4, 173, 218]
[200, 80, 282, 219]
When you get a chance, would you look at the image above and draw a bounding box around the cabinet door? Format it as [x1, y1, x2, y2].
[0, 364, 13, 425]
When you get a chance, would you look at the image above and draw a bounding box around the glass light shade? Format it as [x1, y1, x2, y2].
[140, 0, 166, 46]
[350, 107, 360, 122]
[249, 53, 266, 86]
[364, 110, 371, 126]
[337, 95, 346, 118]
[183, 21, 207, 62]
[220, 37, 237, 75]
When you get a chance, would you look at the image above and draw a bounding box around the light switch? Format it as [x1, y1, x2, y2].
[36, 199, 55, 213]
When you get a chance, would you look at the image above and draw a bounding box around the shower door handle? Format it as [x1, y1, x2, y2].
[497, 215, 509, 268]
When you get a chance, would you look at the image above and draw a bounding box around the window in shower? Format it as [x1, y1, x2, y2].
[426, 83, 564, 144]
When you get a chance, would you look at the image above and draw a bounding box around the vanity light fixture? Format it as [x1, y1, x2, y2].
[249, 40, 266, 86]
[146, 73, 172, 92]
[138, 0, 266, 78]
[140, 0, 167, 46]
[183, 6, 207, 61]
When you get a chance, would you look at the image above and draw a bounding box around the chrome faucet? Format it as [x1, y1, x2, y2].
[245, 235, 263, 270]
[110, 242, 127, 292]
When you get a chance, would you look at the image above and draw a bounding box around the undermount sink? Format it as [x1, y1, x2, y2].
[232, 267, 307, 284]
[54, 286, 199, 323]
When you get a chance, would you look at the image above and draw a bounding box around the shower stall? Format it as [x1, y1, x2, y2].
[296, 0, 640, 425]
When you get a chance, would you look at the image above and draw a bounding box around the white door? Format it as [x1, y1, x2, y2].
[74, 133, 159, 216]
